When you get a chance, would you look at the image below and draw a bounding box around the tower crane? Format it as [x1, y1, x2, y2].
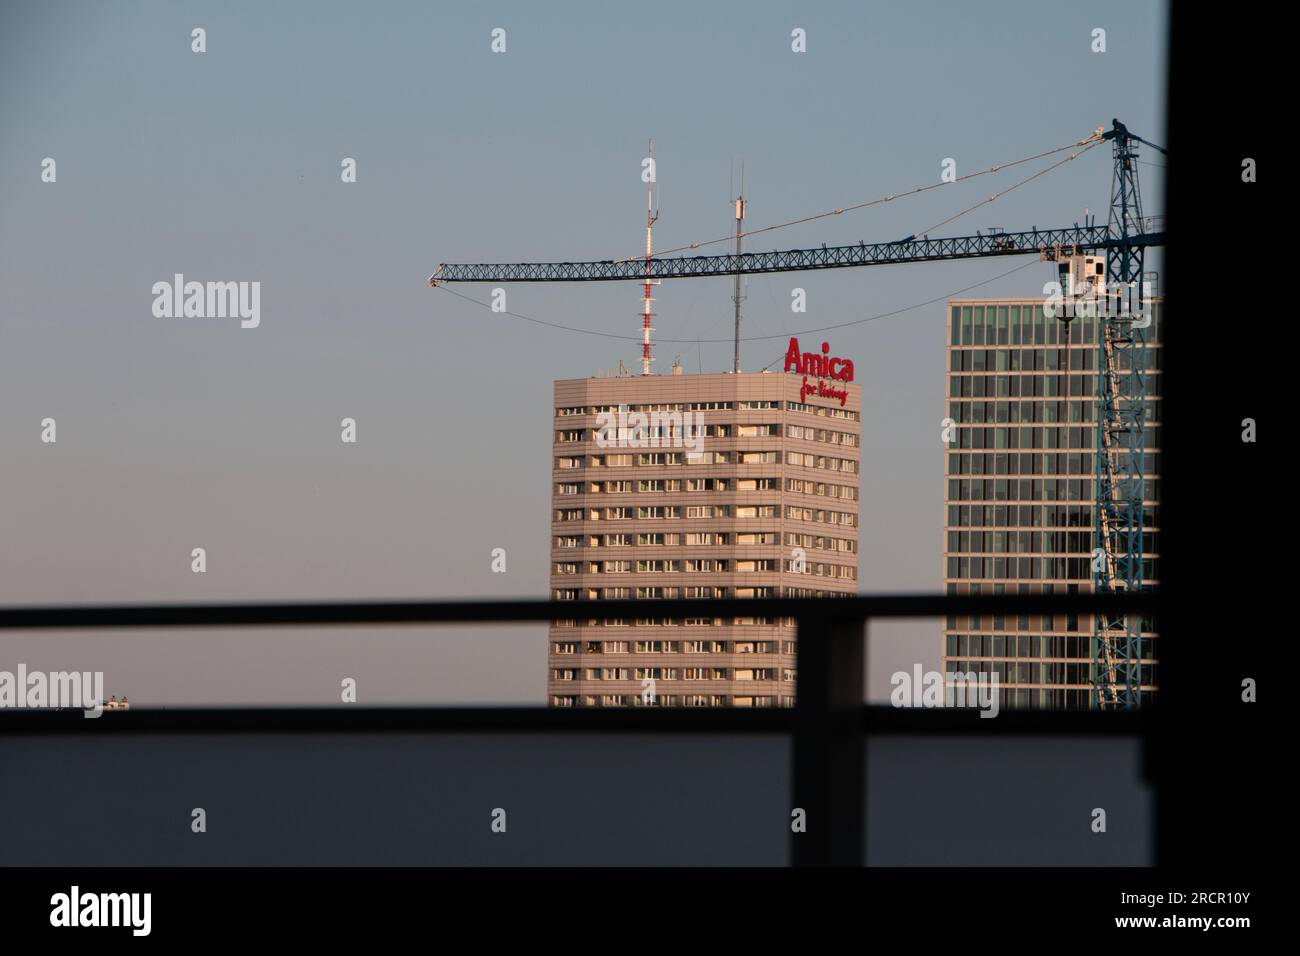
[429, 119, 1164, 710]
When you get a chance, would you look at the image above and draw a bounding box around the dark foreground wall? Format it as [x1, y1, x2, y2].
[0, 732, 1149, 866]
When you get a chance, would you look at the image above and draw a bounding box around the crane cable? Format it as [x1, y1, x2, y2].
[433, 258, 1038, 344]
[912, 139, 1101, 237]
[432, 126, 1108, 344]
[612, 128, 1105, 263]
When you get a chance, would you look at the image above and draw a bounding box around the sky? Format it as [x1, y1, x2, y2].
[0, 0, 1167, 705]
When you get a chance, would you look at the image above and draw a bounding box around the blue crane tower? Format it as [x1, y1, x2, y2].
[1092, 120, 1165, 709]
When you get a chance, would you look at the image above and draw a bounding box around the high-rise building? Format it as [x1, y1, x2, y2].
[548, 344, 861, 708]
[941, 280, 1162, 709]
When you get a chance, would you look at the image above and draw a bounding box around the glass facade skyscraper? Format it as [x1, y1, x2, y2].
[941, 294, 1163, 710]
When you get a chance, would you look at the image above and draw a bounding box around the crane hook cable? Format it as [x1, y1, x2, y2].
[432, 258, 1038, 344]
[913, 140, 1101, 238]
[610, 128, 1105, 263]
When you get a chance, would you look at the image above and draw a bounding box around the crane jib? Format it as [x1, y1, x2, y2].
[429, 226, 1165, 283]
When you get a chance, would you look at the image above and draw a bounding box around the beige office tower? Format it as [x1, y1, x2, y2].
[942, 282, 1163, 710]
[548, 351, 861, 707]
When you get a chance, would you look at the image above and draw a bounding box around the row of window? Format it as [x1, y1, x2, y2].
[557, 400, 858, 420]
[950, 452, 1094, 476]
[574, 478, 771, 493]
[555, 559, 858, 579]
[560, 423, 733, 445]
[946, 398, 1163, 428]
[946, 555, 1159, 582]
[558, 401, 783, 417]
[943, 601, 1159, 636]
[557, 559, 770, 574]
[553, 531, 855, 553]
[552, 585, 845, 600]
[950, 347, 1106, 373]
[557, 475, 796, 495]
[566, 452, 857, 476]
[943, 660, 1159, 686]
[949, 504, 1103, 529]
[785, 531, 857, 553]
[785, 401, 859, 422]
[560, 479, 786, 496]
[945, 633, 1160, 659]
[948, 303, 1164, 348]
[962, 424, 1098, 450]
[784, 424, 858, 447]
[785, 451, 857, 474]
[556, 504, 779, 522]
[948, 425, 1162, 452]
[951, 346, 1159, 379]
[949, 345, 1165, 375]
[793, 560, 857, 579]
[555, 532, 761, 547]
[589, 450, 778, 466]
[558, 402, 858, 427]
[550, 695, 793, 707]
[947, 529, 1158, 557]
[952, 372, 1101, 400]
[552, 667, 790, 681]
[785, 479, 857, 501]
[555, 488, 859, 522]
[555, 639, 793, 654]
[786, 505, 857, 528]
[947, 477, 1161, 504]
[952, 373, 1113, 400]
[951, 399, 1083, 426]
[948, 451, 1160, 477]
[559, 450, 869, 471]
[553, 504, 857, 535]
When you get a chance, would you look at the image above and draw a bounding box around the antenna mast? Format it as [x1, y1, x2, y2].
[641, 139, 660, 376]
[731, 161, 746, 372]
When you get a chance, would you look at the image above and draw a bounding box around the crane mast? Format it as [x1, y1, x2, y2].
[1092, 120, 1163, 710]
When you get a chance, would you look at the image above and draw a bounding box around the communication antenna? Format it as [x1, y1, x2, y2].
[732, 160, 747, 372]
[641, 139, 660, 376]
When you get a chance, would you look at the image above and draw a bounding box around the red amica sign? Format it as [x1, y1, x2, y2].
[784, 337, 853, 407]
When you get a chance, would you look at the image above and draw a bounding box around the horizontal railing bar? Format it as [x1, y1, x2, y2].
[863, 705, 1148, 734]
[0, 593, 1157, 630]
[0, 706, 1148, 735]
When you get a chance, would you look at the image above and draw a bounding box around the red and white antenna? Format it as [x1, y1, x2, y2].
[641, 139, 660, 376]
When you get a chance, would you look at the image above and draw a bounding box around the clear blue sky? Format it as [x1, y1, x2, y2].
[0, 0, 1167, 704]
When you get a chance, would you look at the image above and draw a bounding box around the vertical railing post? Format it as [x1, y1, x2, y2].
[791, 612, 865, 866]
